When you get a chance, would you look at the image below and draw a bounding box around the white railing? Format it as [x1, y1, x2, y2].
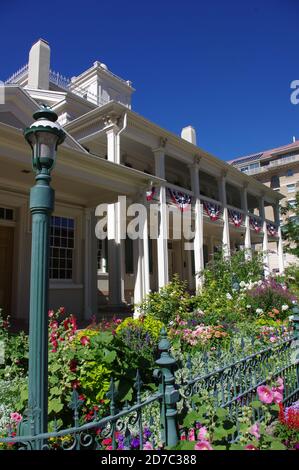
[240, 153, 299, 175]
[5, 64, 28, 83]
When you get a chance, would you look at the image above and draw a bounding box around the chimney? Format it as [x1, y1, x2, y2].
[181, 125, 197, 145]
[28, 39, 50, 90]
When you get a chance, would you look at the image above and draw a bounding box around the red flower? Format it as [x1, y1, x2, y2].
[102, 438, 112, 446]
[80, 336, 90, 346]
[69, 359, 77, 373]
[59, 307, 65, 315]
[71, 379, 80, 389]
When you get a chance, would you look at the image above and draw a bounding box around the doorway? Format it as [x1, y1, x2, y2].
[0, 226, 14, 315]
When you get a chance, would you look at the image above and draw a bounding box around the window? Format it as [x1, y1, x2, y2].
[125, 237, 134, 274]
[288, 199, 296, 208]
[240, 167, 248, 173]
[287, 169, 294, 177]
[0, 207, 14, 221]
[97, 239, 108, 272]
[270, 175, 280, 189]
[49, 216, 75, 280]
[287, 183, 296, 193]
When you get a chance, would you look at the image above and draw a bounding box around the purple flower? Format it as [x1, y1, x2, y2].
[144, 427, 152, 439]
[131, 437, 140, 449]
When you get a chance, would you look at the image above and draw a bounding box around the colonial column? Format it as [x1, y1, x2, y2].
[219, 173, 230, 258]
[154, 142, 169, 289]
[105, 115, 125, 304]
[242, 185, 252, 260]
[189, 160, 204, 291]
[133, 192, 150, 316]
[84, 208, 98, 319]
[275, 203, 284, 274]
[260, 196, 270, 277]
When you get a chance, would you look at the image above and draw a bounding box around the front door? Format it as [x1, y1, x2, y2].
[0, 226, 14, 315]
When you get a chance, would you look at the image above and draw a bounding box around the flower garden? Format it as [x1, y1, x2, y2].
[0, 251, 298, 451]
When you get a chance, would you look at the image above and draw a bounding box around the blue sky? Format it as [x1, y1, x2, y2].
[1, 0, 299, 160]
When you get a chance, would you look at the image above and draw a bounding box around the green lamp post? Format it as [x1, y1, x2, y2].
[24, 106, 65, 443]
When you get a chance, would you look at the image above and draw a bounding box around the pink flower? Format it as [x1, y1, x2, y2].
[143, 441, 153, 450]
[80, 336, 90, 346]
[245, 444, 258, 450]
[275, 378, 284, 393]
[10, 412, 22, 424]
[194, 440, 213, 450]
[269, 336, 277, 343]
[272, 390, 283, 403]
[48, 310, 55, 318]
[257, 385, 274, 404]
[198, 427, 208, 440]
[249, 423, 260, 439]
[188, 428, 196, 441]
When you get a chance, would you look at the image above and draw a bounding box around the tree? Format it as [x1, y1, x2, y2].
[280, 191, 299, 258]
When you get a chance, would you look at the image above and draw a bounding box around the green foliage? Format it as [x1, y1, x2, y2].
[138, 274, 191, 325]
[281, 192, 299, 258]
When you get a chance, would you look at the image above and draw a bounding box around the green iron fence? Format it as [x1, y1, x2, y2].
[0, 316, 298, 450]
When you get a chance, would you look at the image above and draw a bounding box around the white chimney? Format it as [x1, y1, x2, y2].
[28, 39, 50, 90]
[181, 125, 197, 145]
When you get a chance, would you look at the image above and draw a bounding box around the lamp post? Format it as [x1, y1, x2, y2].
[24, 106, 65, 443]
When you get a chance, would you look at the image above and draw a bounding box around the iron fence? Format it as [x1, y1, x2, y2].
[0, 317, 298, 450]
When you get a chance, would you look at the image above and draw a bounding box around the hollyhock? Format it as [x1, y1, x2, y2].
[272, 390, 283, 404]
[194, 440, 213, 450]
[59, 306, 65, 315]
[275, 378, 284, 393]
[80, 336, 90, 346]
[143, 441, 153, 450]
[257, 385, 274, 404]
[249, 423, 260, 439]
[188, 428, 196, 441]
[48, 310, 55, 318]
[198, 427, 208, 440]
[245, 444, 258, 450]
[69, 359, 77, 373]
[102, 438, 112, 446]
[10, 412, 22, 424]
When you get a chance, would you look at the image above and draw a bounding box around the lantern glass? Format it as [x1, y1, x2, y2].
[30, 131, 60, 170]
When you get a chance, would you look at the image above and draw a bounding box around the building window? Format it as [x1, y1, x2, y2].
[287, 183, 296, 193]
[49, 216, 75, 280]
[125, 237, 134, 274]
[0, 207, 14, 221]
[270, 175, 280, 189]
[287, 169, 294, 177]
[288, 199, 296, 208]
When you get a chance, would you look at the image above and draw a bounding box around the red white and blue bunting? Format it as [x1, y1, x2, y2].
[249, 217, 262, 233]
[203, 201, 222, 221]
[168, 188, 192, 212]
[267, 223, 278, 237]
[228, 209, 243, 227]
[146, 186, 156, 201]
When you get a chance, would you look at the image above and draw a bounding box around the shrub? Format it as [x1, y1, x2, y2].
[138, 274, 191, 325]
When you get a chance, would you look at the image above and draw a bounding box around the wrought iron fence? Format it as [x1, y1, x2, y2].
[0, 317, 298, 450]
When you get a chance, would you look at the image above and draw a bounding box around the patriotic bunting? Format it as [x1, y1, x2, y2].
[146, 186, 156, 201]
[228, 209, 243, 227]
[267, 223, 278, 237]
[203, 201, 222, 221]
[168, 188, 192, 212]
[250, 217, 262, 233]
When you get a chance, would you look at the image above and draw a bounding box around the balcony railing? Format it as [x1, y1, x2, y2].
[241, 153, 299, 175]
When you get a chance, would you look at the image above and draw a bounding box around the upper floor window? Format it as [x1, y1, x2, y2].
[287, 168, 294, 177]
[270, 175, 280, 189]
[0, 207, 14, 221]
[287, 183, 296, 193]
[49, 216, 75, 280]
[288, 199, 296, 208]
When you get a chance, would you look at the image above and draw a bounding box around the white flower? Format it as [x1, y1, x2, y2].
[258, 280, 263, 286]
[281, 305, 289, 311]
[246, 304, 251, 309]
[256, 308, 263, 315]
[239, 281, 246, 288]
[226, 293, 232, 300]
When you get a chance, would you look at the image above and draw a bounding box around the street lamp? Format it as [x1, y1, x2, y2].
[24, 106, 65, 444]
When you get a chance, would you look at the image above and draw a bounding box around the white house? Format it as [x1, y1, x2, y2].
[0, 39, 283, 327]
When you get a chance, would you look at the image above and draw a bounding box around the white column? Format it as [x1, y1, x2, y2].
[189, 162, 204, 291]
[84, 208, 98, 320]
[219, 174, 230, 258]
[142, 196, 151, 297]
[106, 120, 125, 305]
[275, 203, 284, 274]
[154, 147, 169, 289]
[242, 186, 252, 260]
[260, 197, 270, 277]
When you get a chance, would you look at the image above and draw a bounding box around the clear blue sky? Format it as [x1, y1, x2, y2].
[1, 0, 299, 160]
